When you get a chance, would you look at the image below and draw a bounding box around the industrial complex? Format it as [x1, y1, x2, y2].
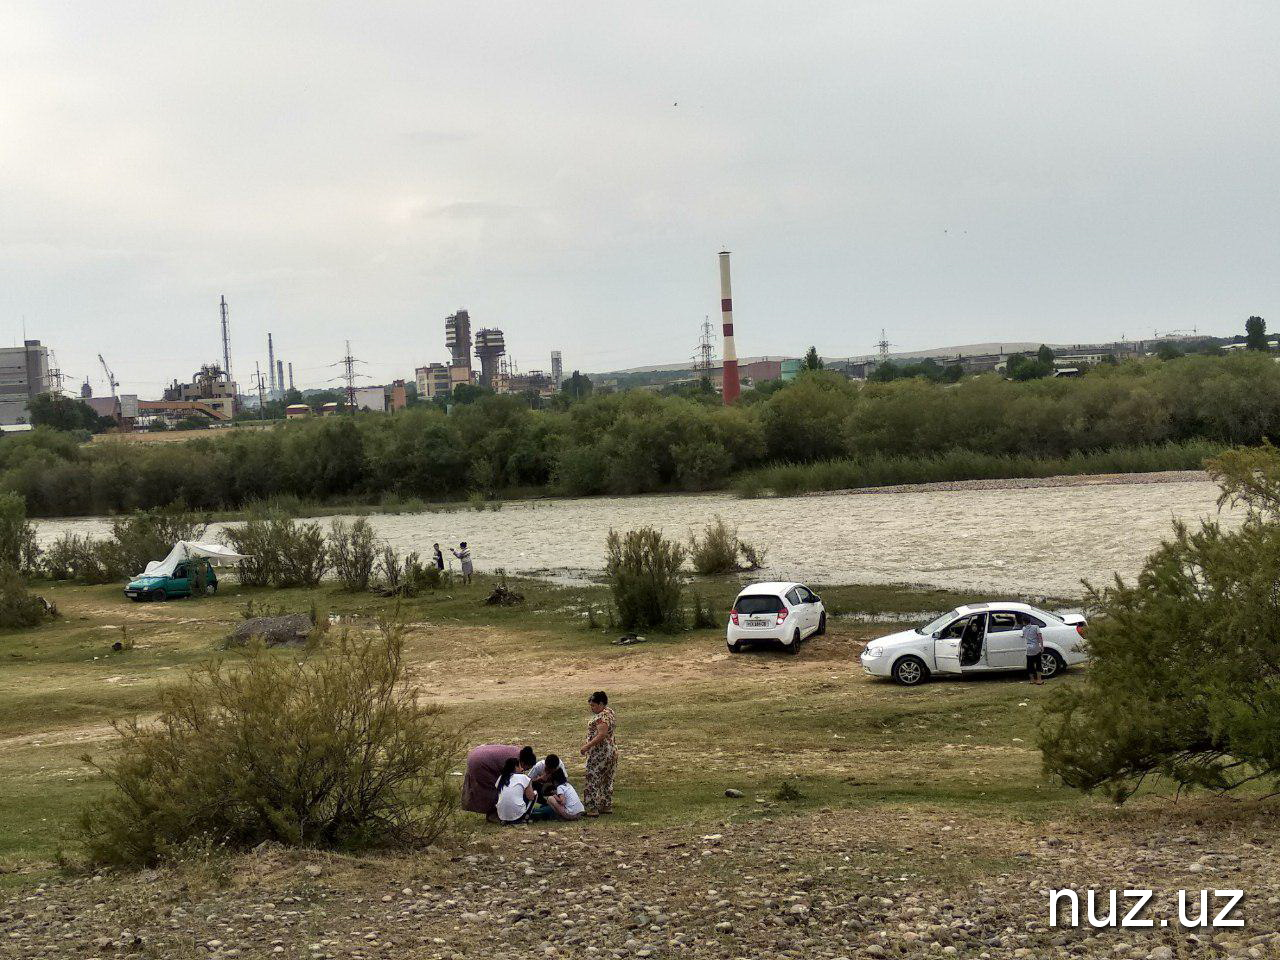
[0, 250, 1251, 431]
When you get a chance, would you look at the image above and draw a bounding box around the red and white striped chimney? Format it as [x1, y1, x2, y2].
[718, 250, 740, 404]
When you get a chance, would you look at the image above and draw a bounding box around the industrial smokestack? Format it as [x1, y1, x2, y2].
[718, 251, 740, 404]
[267, 333, 276, 393]
[277, 360, 284, 395]
[288, 362, 294, 391]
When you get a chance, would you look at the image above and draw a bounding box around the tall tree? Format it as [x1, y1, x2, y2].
[803, 346, 824, 371]
[1036, 344, 1055, 365]
[1246, 315, 1269, 351]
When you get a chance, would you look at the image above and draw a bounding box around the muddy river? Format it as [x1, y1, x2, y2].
[35, 475, 1239, 599]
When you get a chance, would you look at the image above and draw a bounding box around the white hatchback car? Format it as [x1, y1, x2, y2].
[859, 602, 1088, 685]
[727, 582, 827, 654]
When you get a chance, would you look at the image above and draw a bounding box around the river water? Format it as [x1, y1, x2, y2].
[34, 476, 1238, 599]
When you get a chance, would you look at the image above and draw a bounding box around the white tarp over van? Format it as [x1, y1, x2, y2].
[140, 541, 251, 578]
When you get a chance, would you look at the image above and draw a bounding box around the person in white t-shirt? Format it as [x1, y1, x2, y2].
[529, 766, 585, 821]
[494, 757, 535, 824]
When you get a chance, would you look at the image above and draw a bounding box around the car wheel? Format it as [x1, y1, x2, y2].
[892, 655, 929, 686]
[204, 582, 218, 596]
[815, 612, 827, 636]
[150, 588, 166, 602]
[727, 641, 743, 654]
[785, 630, 801, 654]
[1040, 650, 1066, 679]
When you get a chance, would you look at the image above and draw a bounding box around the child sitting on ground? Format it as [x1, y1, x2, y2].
[530, 763, 585, 821]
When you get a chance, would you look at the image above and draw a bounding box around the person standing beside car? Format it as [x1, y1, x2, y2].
[1023, 618, 1045, 685]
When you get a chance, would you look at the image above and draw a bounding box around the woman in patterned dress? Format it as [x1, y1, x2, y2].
[579, 691, 617, 816]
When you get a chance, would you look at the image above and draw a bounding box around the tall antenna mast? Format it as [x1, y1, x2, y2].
[220, 296, 233, 382]
[255, 362, 265, 411]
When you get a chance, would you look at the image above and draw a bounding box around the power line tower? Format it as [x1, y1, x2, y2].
[220, 295, 233, 383]
[254, 362, 265, 412]
[340, 340, 359, 413]
[876, 329, 893, 362]
[694, 315, 716, 372]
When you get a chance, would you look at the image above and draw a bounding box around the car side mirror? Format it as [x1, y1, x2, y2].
[932, 631, 940, 640]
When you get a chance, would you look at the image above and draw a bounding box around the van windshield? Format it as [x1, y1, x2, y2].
[917, 609, 960, 634]
[735, 595, 783, 615]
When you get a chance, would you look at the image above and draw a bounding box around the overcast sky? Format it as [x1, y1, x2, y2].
[2, 2, 1278, 395]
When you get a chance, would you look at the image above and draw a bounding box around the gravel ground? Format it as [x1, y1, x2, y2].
[4, 807, 1278, 960]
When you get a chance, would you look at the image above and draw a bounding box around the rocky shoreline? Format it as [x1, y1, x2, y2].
[4, 806, 1276, 959]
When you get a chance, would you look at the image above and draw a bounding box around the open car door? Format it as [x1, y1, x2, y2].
[933, 634, 963, 674]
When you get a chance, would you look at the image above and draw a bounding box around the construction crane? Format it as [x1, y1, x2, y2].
[98, 354, 119, 399]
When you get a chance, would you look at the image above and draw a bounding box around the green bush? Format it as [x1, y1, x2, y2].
[689, 517, 741, 575]
[0, 569, 54, 628]
[223, 517, 329, 588]
[329, 518, 379, 591]
[605, 527, 685, 632]
[40, 533, 115, 584]
[377, 547, 438, 597]
[688, 516, 767, 574]
[1040, 443, 1280, 801]
[80, 620, 461, 866]
[0, 492, 41, 574]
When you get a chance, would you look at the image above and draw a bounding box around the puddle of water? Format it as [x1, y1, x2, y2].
[35, 479, 1236, 599]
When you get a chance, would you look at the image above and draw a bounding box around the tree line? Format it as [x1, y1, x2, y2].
[5, 352, 1280, 516]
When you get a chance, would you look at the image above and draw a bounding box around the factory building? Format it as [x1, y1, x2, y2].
[445, 309, 474, 387]
[475, 328, 506, 389]
[0, 340, 50, 425]
[162, 364, 237, 419]
[416, 363, 452, 399]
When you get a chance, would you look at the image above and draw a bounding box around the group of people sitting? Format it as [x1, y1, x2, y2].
[463, 744, 586, 824]
[461, 691, 618, 825]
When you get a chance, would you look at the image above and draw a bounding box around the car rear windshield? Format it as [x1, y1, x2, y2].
[735, 595, 783, 614]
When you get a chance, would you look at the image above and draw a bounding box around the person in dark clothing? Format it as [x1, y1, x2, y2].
[432, 543, 444, 571]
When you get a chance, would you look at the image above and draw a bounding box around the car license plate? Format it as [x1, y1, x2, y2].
[746, 618, 769, 627]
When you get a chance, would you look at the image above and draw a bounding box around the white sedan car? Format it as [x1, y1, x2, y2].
[859, 602, 1088, 685]
[727, 581, 827, 654]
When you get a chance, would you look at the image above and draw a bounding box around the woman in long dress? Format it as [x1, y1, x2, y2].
[579, 690, 617, 816]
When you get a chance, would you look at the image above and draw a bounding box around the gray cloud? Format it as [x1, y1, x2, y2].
[1, 1, 1278, 395]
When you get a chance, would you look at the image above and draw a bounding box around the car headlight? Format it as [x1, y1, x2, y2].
[861, 645, 883, 659]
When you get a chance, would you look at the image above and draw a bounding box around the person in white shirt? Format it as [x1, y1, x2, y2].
[529, 765, 585, 821]
[494, 757, 535, 824]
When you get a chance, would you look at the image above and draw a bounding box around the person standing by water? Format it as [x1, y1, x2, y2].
[1023, 617, 1045, 685]
[432, 543, 444, 571]
[451, 542, 473, 584]
[579, 691, 617, 817]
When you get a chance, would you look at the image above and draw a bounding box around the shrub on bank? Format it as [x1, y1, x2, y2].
[80, 620, 461, 866]
[0, 569, 55, 628]
[688, 516, 768, 574]
[40, 533, 116, 583]
[0, 492, 41, 575]
[329, 518, 378, 591]
[223, 517, 330, 588]
[605, 527, 685, 632]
